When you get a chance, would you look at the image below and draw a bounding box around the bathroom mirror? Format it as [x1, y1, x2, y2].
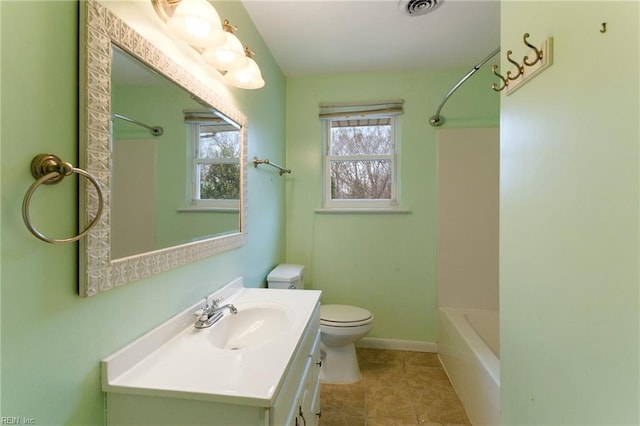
[110, 46, 242, 258]
[78, 0, 247, 297]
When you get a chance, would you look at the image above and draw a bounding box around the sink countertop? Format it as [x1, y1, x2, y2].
[101, 278, 322, 406]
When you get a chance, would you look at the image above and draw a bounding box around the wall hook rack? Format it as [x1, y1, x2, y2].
[506, 50, 524, 80]
[252, 156, 291, 176]
[522, 33, 544, 67]
[491, 65, 508, 92]
[491, 33, 553, 96]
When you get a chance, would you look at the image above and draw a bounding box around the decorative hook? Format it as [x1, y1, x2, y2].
[600, 22, 607, 33]
[506, 50, 524, 81]
[522, 33, 543, 67]
[491, 64, 508, 92]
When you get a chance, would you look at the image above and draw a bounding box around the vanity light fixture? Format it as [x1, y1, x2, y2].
[224, 47, 265, 89]
[202, 20, 250, 72]
[151, 0, 265, 89]
[158, 0, 226, 48]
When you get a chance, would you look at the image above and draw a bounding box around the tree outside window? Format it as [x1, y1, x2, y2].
[329, 120, 393, 200]
[324, 116, 398, 208]
[192, 121, 240, 208]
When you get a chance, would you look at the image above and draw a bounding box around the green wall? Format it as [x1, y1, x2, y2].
[0, 1, 285, 424]
[500, 1, 640, 424]
[285, 68, 499, 342]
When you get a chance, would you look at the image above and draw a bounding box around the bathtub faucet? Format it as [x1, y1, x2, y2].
[194, 298, 238, 329]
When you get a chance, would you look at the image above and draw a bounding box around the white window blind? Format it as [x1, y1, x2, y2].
[319, 100, 404, 120]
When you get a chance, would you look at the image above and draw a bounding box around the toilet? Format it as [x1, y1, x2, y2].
[267, 264, 374, 384]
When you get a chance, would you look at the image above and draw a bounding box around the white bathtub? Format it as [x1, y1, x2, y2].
[438, 308, 500, 426]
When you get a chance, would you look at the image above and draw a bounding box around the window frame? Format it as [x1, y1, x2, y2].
[322, 114, 400, 209]
[189, 121, 241, 210]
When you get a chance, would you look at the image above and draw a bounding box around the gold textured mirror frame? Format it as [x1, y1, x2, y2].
[79, 0, 247, 297]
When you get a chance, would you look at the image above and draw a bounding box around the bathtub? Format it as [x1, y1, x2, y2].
[438, 308, 500, 426]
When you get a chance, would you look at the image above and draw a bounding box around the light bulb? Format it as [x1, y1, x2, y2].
[184, 16, 210, 39]
[166, 0, 225, 48]
[235, 65, 254, 84]
[225, 57, 264, 89]
[202, 32, 249, 72]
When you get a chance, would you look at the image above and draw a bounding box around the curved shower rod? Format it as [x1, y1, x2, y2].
[113, 113, 164, 136]
[429, 47, 500, 127]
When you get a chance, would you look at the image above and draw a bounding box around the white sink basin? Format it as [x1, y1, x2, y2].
[101, 279, 322, 405]
[207, 303, 292, 350]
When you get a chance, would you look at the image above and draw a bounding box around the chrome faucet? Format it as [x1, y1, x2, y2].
[194, 298, 238, 329]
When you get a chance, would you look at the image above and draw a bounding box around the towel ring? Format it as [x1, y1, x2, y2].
[22, 153, 104, 244]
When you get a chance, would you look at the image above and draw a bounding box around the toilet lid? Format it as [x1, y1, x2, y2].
[320, 304, 373, 327]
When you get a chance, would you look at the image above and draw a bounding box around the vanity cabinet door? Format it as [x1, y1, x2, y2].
[271, 304, 321, 426]
[294, 333, 321, 426]
[309, 346, 322, 424]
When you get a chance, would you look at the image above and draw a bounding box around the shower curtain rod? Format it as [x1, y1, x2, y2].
[429, 47, 500, 127]
[113, 113, 164, 136]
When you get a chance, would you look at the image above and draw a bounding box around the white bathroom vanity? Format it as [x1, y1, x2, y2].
[102, 278, 322, 425]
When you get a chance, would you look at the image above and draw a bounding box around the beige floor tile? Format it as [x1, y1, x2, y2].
[403, 351, 442, 368]
[412, 388, 471, 425]
[320, 382, 365, 416]
[357, 347, 405, 366]
[366, 382, 417, 423]
[318, 409, 366, 426]
[362, 360, 406, 385]
[406, 365, 453, 392]
[367, 416, 419, 426]
[319, 348, 470, 426]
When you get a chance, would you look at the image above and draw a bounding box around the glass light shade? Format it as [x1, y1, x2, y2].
[166, 0, 226, 48]
[201, 32, 250, 72]
[224, 57, 265, 89]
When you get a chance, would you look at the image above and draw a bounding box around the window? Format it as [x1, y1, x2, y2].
[320, 101, 402, 209]
[187, 111, 241, 209]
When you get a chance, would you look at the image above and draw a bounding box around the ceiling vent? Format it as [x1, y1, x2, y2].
[399, 0, 443, 16]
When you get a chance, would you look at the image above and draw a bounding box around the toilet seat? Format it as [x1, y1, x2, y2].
[320, 304, 373, 327]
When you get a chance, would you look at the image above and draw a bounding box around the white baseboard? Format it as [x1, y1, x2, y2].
[356, 337, 438, 353]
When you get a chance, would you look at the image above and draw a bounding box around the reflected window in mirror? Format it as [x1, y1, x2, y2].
[186, 111, 241, 210]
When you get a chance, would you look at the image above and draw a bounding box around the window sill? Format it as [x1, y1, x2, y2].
[314, 208, 411, 214]
[176, 207, 239, 213]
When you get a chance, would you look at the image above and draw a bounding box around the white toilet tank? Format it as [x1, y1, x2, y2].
[267, 264, 305, 289]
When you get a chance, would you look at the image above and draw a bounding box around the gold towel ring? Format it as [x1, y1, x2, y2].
[22, 153, 104, 244]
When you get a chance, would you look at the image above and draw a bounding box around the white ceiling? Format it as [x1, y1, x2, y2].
[241, 0, 500, 77]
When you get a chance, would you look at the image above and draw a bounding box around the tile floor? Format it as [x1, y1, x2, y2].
[319, 348, 471, 426]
